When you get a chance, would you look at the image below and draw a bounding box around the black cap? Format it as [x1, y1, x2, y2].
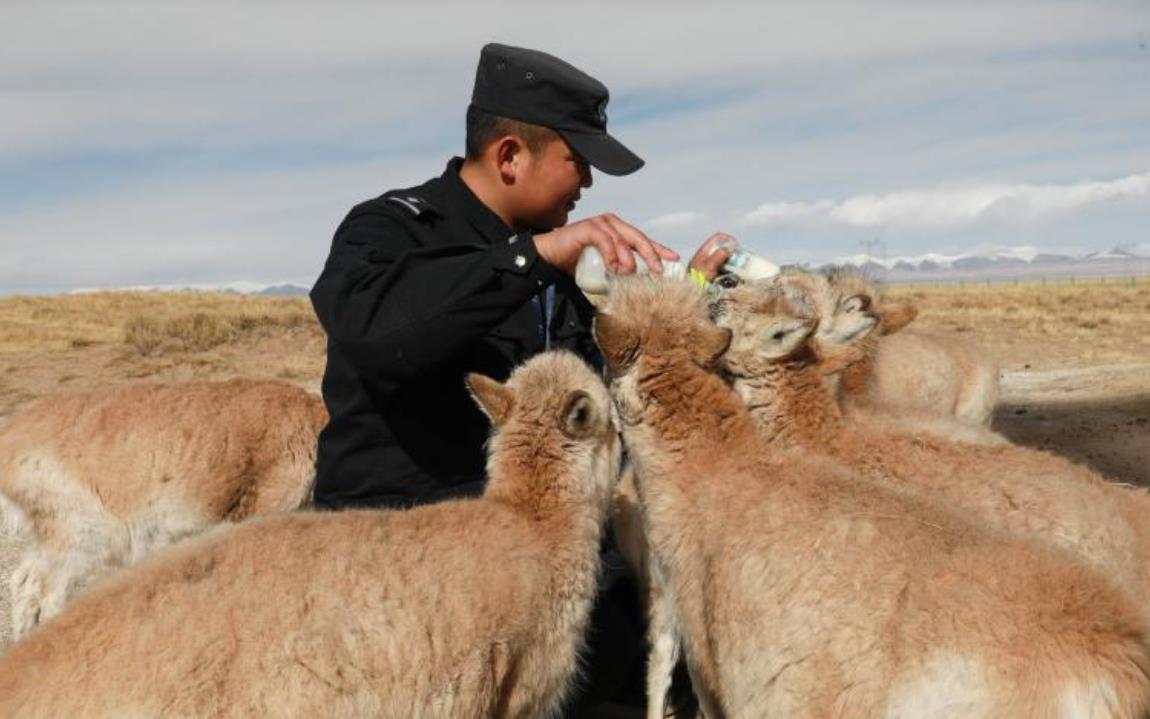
[471, 43, 644, 176]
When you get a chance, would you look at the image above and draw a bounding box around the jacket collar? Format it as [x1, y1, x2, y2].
[442, 157, 515, 245]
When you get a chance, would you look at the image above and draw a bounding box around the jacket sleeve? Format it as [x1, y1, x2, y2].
[310, 205, 561, 380]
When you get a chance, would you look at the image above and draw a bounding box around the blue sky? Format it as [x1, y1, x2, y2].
[1, 0, 1148, 293]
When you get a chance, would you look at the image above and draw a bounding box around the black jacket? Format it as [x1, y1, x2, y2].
[309, 158, 602, 509]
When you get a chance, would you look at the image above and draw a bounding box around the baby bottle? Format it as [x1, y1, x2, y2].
[574, 248, 687, 296]
[574, 240, 778, 297]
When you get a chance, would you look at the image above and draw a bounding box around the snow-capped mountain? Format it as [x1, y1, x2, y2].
[831, 245, 1058, 271]
[49, 244, 1150, 296]
[1083, 247, 1146, 261]
[821, 245, 1150, 282]
[68, 281, 311, 296]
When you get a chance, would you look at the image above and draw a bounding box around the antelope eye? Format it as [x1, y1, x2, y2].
[715, 273, 741, 290]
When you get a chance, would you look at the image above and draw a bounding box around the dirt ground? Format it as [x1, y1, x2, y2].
[994, 365, 1150, 488]
[0, 280, 1147, 488]
[882, 279, 1150, 488]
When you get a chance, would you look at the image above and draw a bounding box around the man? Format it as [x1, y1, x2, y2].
[310, 43, 730, 714]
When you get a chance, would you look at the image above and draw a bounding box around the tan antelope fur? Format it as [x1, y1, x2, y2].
[810, 268, 1001, 427]
[0, 490, 32, 649]
[611, 464, 648, 593]
[596, 276, 1150, 719]
[711, 278, 1150, 622]
[0, 379, 328, 640]
[0, 351, 619, 718]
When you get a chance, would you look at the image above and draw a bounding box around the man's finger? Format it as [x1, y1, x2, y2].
[603, 214, 662, 274]
[697, 247, 733, 279]
[702, 233, 736, 256]
[592, 218, 633, 273]
[582, 223, 619, 273]
[687, 232, 739, 281]
[650, 239, 680, 262]
[593, 216, 639, 271]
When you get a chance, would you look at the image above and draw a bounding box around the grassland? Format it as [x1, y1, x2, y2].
[0, 292, 318, 354]
[0, 291, 325, 417]
[0, 279, 1147, 485]
[882, 276, 1150, 370]
[1, 278, 1148, 417]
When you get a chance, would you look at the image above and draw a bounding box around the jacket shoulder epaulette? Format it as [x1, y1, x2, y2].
[381, 188, 441, 220]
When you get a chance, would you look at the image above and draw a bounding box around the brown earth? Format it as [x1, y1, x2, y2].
[0, 281, 1147, 487]
[883, 279, 1150, 488]
[994, 365, 1150, 489]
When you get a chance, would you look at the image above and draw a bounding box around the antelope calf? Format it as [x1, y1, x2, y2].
[0, 351, 619, 718]
[597, 276, 1150, 719]
[1, 379, 328, 640]
[802, 268, 1000, 427]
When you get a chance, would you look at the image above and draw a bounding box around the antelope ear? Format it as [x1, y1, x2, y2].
[690, 324, 733, 368]
[559, 390, 598, 439]
[593, 314, 640, 374]
[878, 302, 918, 335]
[768, 318, 817, 360]
[466, 373, 513, 426]
[841, 294, 871, 314]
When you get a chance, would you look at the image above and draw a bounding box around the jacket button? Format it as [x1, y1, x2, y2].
[514, 255, 527, 268]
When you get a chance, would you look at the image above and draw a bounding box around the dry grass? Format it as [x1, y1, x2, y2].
[0, 280, 1147, 420]
[881, 277, 1150, 370]
[123, 308, 315, 356]
[0, 291, 319, 355]
[0, 292, 325, 419]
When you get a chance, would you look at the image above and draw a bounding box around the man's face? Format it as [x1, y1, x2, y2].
[512, 137, 593, 231]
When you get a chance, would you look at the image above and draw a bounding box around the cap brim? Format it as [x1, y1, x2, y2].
[559, 129, 645, 177]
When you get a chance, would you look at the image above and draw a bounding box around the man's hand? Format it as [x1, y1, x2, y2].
[688, 233, 737, 282]
[534, 213, 679, 276]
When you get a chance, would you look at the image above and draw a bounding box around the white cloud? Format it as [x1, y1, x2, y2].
[3, 1, 1150, 291]
[0, 156, 438, 292]
[0, 1, 1139, 156]
[743, 172, 1150, 229]
[743, 201, 833, 225]
[645, 211, 705, 230]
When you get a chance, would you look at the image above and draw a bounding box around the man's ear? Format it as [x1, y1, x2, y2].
[495, 135, 524, 184]
[466, 373, 514, 426]
[593, 314, 639, 374]
[877, 302, 918, 335]
[690, 324, 732, 368]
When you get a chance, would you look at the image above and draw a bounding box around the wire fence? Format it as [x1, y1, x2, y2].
[884, 274, 1150, 290]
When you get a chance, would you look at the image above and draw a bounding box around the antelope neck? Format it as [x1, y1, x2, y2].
[638, 354, 758, 450]
[736, 359, 845, 446]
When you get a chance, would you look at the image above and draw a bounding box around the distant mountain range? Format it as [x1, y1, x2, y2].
[61, 245, 1150, 296]
[820, 246, 1150, 283]
[68, 281, 311, 297]
[256, 284, 310, 297]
